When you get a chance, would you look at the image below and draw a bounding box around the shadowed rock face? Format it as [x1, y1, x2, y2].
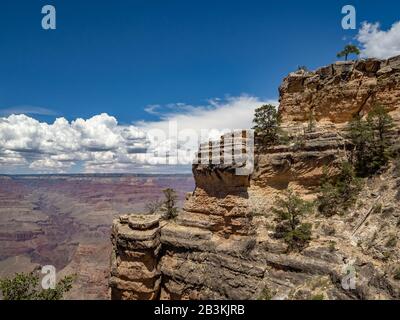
[111, 56, 400, 300]
[279, 56, 400, 125]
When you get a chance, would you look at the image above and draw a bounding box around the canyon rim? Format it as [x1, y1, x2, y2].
[110, 55, 400, 300]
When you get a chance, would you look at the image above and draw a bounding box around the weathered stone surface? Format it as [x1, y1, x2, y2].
[128, 215, 160, 230]
[279, 56, 400, 124]
[110, 55, 400, 301]
[159, 251, 265, 300]
[110, 215, 161, 300]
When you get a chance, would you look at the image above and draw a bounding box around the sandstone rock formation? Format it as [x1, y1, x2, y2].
[110, 214, 162, 299]
[110, 56, 400, 300]
[279, 56, 400, 125]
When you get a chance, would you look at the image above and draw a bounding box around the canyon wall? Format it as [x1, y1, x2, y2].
[110, 56, 400, 300]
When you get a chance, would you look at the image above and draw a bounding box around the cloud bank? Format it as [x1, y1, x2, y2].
[357, 21, 400, 59]
[0, 96, 274, 174]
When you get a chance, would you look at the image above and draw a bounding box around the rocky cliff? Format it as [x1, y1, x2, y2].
[110, 56, 400, 300]
[279, 56, 400, 125]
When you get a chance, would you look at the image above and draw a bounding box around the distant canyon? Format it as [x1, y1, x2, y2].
[0, 174, 194, 299]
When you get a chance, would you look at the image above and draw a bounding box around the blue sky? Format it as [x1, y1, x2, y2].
[1, 0, 400, 173]
[1, 0, 399, 123]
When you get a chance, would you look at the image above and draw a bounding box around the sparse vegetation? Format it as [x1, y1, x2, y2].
[317, 162, 362, 216]
[0, 270, 75, 300]
[311, 293, 325, 300]
[278, 129, 291, 146]
[252, 104, 282, 146]
[348, 105, 394, 176]
[337, 44, 360, 61]
[385, 234, 397, 248]
[297, 65, 309, 72]
[145, 199, 164, 214]
[161, 188, 179, 219]
[292, 133, 306, 151]
[316, 105, 394, 217]
[272, 190, 313, 251]
[258, 287, 276, 300]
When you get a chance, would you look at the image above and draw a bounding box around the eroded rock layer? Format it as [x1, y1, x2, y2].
[110, 56, 400, 300]
[110, 215, 161, 300]
[279, 56, 400, 124]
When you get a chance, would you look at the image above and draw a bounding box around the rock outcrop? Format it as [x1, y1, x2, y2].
[110, 215, 162, 299]
[110, 56, 400, 300]
[252, 129, 347, 194]
[279, 56, 400, 125]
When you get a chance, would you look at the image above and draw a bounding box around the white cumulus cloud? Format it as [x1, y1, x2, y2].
[357, 21, 400, 59]
[0, 96, 275, 174]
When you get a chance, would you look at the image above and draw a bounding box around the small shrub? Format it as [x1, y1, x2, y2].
[292, 134, 306, 151]
[297, 65, 309, 72]
[385, 235, 397, 248]
[317, 162, 362, 217]
[258, 287, 275, 300]
[161, 188, 179, 220]
[278, 130, 291, 145]
[0, 270, 75, 300]
[311, 293, 325, 300]
[283, 223, 313, 250]
[272, 190, 313, 251]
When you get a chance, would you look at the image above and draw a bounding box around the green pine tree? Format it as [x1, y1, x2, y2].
[272, 190, 313, 251]
[337, 44, 360, 61]
[252, 104, 281, 146]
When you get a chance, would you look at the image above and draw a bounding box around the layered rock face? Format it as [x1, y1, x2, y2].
[252, 128, 347, 194]
[110, 215, 162, 300]
[279, 56, 400, 125]
[159, 165, 256, 299]
[110, 56, 400, 300]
